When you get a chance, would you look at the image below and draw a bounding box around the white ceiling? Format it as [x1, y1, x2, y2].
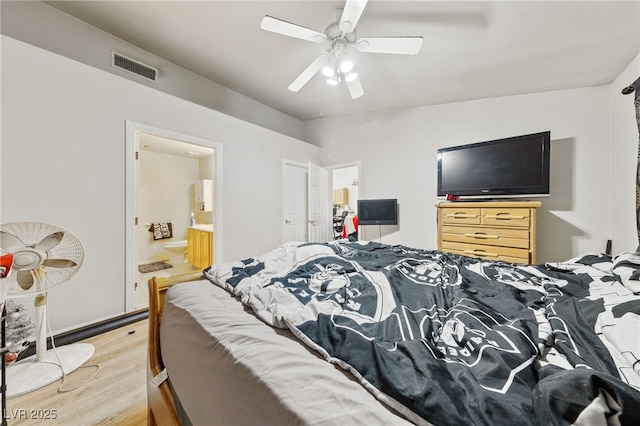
[46, 1, 640, 122]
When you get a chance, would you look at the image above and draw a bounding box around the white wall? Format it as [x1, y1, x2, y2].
[197, 155, 216, 227]
[138, 150, 200, 264]
[1, 36, 321, 333]
[0, 0, 304, 141]
[611, 53, 640, 254]
[308, 86, 616, 263]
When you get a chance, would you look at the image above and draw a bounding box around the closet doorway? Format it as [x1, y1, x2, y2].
[330, 163, 360, 213]
[125, 121, 223, 312]
[329, 162, 360, 239]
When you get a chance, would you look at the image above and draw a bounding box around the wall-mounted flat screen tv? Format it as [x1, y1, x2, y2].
[437, 131, 550, 199]
[357, 199, 398, 225]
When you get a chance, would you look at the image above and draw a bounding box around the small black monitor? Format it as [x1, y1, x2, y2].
[357, 199, 398, 225]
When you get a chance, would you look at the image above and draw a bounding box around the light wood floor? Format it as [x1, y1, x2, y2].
[6, 319, 148, 425]
[136, 262, 195, 310]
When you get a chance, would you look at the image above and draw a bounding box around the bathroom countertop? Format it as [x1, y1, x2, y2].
[190, 224, 214, 232]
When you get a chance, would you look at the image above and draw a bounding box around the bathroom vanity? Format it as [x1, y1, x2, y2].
[187, 225, 214, 270]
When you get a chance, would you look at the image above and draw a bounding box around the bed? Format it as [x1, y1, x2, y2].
[147, 240, 640, 425]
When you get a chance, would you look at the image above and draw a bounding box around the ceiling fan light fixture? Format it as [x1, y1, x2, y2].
[262, 0, 421, 98]
[339, 59, 354, 73]
[321, 65, 335, 78]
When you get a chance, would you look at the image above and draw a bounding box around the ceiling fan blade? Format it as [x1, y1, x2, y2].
[34, 231, 64, 252]
[43, 259, 77, 268]
[16, 270, 35, 291]
[355, 36, 423, 54]
[340, 0, 368, 34]
[0, 231, 24, 253]
[346, 74, 364, 99]
[261, 16, 327, 43]
[288, 54, 330, 92]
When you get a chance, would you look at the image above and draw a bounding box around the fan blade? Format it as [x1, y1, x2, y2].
[34, 231, 64, 252]
[340, 0, 368, 34]
[288, 54, 330, 92]
[43, 259, 77, 268]
[346, 74, 364, 99]
[0, 231, 24, 253]
[355, 36, 423, 54]
[261, 16, 327, 43]
[16, 270, 34, 291]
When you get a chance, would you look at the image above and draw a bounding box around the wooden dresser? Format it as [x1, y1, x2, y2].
[436, 201, 541, 264]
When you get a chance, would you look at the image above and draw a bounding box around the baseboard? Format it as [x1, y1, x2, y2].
[17, 309, 148, 361]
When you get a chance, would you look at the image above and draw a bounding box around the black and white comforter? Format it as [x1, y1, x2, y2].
[204, 241, 640, 425]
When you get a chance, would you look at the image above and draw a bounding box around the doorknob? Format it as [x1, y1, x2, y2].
[285, 220, 291, 224]
[308, 220, 317, 225]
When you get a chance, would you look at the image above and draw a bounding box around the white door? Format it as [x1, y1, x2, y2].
[308, 162, 330, 242]
[282, 162, 308, 242]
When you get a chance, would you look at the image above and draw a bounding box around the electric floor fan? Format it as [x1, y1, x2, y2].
[0, 222, 93, 398]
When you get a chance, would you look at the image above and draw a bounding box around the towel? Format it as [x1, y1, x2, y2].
[342, 215, 358, 238]
[149, 222, 173, 240]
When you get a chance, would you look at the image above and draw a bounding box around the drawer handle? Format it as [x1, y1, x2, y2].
[486, 213, 526, 220]
[464, 233, 499, 239]
[446, 213, 478, 219]
[464, 249, 498, 258]
[485, 215, 525, 220]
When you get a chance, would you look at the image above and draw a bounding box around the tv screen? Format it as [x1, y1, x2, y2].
[437, 131, 550, 199]
[357, 199, 398, 225]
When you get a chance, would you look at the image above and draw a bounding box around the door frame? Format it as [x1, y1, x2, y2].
[326, 160, 361, 204]
[326, 160, 361, 179]
[125, 121, 223, 312]
[307, 162, 331, 242]
[327, 161, 360, 239]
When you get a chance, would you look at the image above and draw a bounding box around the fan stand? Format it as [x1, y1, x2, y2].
[5, 293, 94, 398]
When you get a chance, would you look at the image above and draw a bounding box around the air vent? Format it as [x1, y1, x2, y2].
[112, 52, 157, 82]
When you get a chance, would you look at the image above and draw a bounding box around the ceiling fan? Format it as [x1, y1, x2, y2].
[260, 0, 423, 99]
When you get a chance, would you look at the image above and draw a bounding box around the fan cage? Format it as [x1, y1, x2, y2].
[0, 222, 84, 297]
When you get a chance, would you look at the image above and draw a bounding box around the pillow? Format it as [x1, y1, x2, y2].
[612, 252, 640, 293]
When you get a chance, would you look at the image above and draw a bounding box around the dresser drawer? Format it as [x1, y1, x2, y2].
[441, 225, 530, 249]
[441, 241, 530, 264]
[481, 208, 530, 228]
[441, 208, 481, 225]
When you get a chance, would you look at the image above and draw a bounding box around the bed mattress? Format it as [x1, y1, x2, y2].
[160, 279, 415, 425]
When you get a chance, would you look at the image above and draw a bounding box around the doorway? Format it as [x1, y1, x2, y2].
[329, 162, 360, 239]
[282, 161, 359, 244]
[125, 121, 223, 312]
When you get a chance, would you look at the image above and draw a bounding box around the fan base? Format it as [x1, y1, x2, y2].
[6, 342, 95, 398]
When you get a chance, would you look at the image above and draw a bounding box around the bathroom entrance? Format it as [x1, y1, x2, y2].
[125, 122, 222, 312]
